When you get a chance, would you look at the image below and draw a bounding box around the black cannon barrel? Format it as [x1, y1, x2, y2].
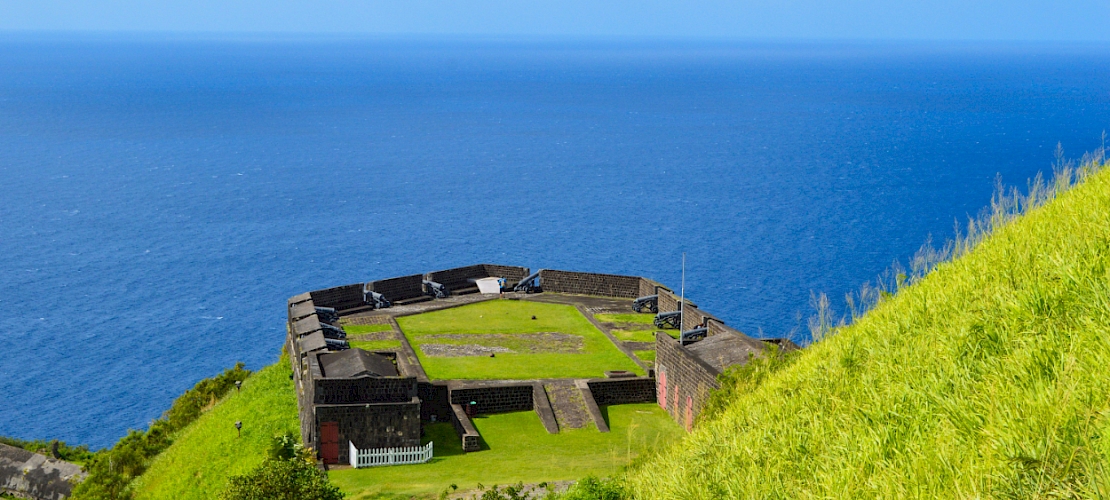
[632, 295, 659, 313]
[513, 270, 542, 293]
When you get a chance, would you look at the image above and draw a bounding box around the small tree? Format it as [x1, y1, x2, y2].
[220, 459, 343, 500]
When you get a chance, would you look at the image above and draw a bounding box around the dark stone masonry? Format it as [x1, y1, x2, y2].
[287, 263, 797, 466]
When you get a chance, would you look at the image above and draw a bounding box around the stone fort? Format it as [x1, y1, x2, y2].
[286, 264, 796, 466]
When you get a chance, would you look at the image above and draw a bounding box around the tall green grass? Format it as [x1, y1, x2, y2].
[622, 153, 1110, 498]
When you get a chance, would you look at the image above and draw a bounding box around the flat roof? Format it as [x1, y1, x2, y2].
[687, 331, 767, 373]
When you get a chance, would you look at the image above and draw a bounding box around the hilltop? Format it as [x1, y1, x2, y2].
[621, 162, 1110, 498]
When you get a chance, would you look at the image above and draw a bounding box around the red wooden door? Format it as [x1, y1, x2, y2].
[320, 421, 339, 464]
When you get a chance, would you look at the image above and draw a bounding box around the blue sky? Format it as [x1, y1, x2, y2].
[0, 0, 1108, 41]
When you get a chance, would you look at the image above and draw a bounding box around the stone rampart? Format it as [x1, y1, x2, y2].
[450, 404, 481, 452]
[365, 274, 424, 302]
[638, 278, 668, 297]
[654, 332, 721, 430]
[309, 283, 365, 311]
[426, 264, 530, 292]
[538, 270, 642, 298]
[586, 377, 657, 405]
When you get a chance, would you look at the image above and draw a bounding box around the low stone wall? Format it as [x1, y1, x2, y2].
[654, 332, 721, 430]
[482, 264, 530, 285]
[366, 274, 424, 302]
[309, 283, 365, 311]
[586, 377, 657, 405]
[316, 399, 421, 463]
[449, 385, 534, 414]
[538, 270, 642, 298]
[426, 264, 529, 292]
[638, 278, 668, 297]
[450, 404, 481, 452]
[0, 443, 84, 500]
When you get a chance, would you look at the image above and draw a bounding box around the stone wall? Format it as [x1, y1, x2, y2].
[449, 385, 533, 414]
[450, 404, 481, 452]
[426, 264, 529, 292]
[638, 278, 668, 297]
[315, 400, 421, 462]
[654, 332, 721, 430]
[586, 378, 657, 405]
[417, 382, 452, 423]
[366, 274, 424, 302]
[0, 444, 84, 500]
[314, 377, 417, 405]
[538, 270, 642, 298]
[657, 289, 680, 313]
[309, 283, 365, 311]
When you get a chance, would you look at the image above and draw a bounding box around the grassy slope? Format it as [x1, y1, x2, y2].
[399, 300, 643, 379]
[131, 356, 299, 500]
[331, 404, 681, 499]
[624, 167, 1110, 498]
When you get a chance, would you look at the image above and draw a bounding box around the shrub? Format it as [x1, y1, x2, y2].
[220, 458, 343, 500]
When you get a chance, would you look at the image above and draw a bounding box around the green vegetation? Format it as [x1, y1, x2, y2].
[72, 363, 251, 500]
[622, 159, 1110, 498]
[331, 404, 680, 499]
[0, 436, 93, 465]
[611, 329, 658, 342]
[632, 350, 656, 362]
[398, 301, 643, 379]
[221, 458, 342, 500]
[348, 339, 403, 351]
[594, 313, 655, 326]
[131, 358, 299, 500]
[343, 324, 393, 334]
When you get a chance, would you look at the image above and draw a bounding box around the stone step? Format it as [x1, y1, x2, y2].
[544, 381, 591, 431]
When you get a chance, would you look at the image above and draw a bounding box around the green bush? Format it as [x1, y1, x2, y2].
[220, 459, 342, 500]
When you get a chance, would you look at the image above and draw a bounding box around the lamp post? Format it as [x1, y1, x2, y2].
[235, 380, 242, 394]
[235, 421, 242, 438]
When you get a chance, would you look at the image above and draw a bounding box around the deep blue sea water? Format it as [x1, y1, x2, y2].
[1, 36, 1107, 448]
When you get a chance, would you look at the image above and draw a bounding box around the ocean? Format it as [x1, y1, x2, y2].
[0, 36, 1107, 448]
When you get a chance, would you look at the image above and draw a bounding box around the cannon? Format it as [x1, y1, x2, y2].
[654, 311, 682, 329]
[314, 306, 340, 324]
[362, 284, 392, 309]
[324, 338, 350, 351]
[680, 327, 708, 344]
[513, 270, 542, 293]
[632, 295, 658, 313]
[319, 323, 347, 340]
[423, 280, 450, 299]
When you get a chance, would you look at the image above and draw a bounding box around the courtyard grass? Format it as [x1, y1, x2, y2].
[348, 339, 403, 351]
[398, 300, 643, 380]
[633, 350, 656, 362]
[612, 329, 659, 343]
[595, 313, 656, 326]
[343, 323, 394, 334]
[330, 403, 681, 499]
[130, 356, 300, 500]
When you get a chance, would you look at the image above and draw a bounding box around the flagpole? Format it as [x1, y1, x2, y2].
[680, 253, 685, 341]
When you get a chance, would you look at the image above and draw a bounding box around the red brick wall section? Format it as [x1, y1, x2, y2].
[654, 332, 720, 425]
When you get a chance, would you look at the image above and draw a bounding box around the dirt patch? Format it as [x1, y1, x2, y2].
[420, 344, 512, 357]
[341, 315, 391, 326]
[418, 332, 584, 357]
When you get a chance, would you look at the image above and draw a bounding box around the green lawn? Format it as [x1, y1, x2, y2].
[131, 357, 300, 500]
[398, 301, 643, 379]
[349, 339, 403, 351]
[344, 323, 394, 334]
[633, 350, 656, 362]
[594, 313, 656, 326]
[331, 404, 681, 499]
[612, 329, 659, 342]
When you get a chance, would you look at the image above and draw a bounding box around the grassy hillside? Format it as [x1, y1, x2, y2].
[130, 356, 299, 499]
[624, 163, 1110, 498]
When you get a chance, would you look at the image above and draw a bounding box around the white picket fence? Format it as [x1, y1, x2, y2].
[349, 441, 433, 468]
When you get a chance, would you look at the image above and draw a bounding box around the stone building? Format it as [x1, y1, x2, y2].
[0, 443, 85, 500]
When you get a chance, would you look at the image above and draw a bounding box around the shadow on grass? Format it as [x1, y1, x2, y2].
[599, 406, 611, 429]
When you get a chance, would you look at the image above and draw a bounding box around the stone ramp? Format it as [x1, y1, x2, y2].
[544, 381, 591, 431]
